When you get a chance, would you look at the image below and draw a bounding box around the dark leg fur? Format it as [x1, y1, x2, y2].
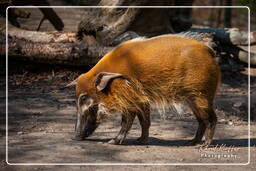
[203, 108, 217, 146]
[136, 106, 151, 144]
[186, 99, 217, 146]
[108, 113, 135, 145]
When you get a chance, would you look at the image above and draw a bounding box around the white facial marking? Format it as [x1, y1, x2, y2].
[97, 103, 109, 120]
[78, 94, 94, 114]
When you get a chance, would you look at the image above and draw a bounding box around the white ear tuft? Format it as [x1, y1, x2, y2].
[95, 72, 127, 92]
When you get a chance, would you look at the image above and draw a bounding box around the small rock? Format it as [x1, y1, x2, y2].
[17, 131, 23, 135]
[219, 119, 226, 123]
[228, 121, 233, 125]
[50, 128, 54, 133]
[233, 102, 242, 108]
[179, 158, 184, 162]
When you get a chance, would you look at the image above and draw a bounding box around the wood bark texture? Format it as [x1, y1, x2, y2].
[1, 26, 256, 65]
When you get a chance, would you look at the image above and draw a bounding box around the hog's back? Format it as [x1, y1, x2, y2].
[92, 35, 220, 101]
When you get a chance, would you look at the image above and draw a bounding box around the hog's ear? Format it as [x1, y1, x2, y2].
[95, 72, 130, 92]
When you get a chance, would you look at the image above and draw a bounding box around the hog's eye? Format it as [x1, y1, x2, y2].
[80, 95, 89, 103]
[79, 94, 94, 107]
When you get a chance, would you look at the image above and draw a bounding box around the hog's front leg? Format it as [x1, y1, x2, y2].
[108, 113, 135, 145]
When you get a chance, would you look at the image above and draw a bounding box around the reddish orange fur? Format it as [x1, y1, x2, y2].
[76, 35, 220, 115]
[74, 35, 221, 145]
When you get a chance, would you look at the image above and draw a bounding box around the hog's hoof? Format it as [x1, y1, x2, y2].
[185, 139, 201, 146]
[199, 144, 210, 148]
[135, 137, 148, 145]
[107, 139, 116, 145]
[107, 138, 123, 145]
[200, 140, 212, 147]
[71, 136, 85, 141]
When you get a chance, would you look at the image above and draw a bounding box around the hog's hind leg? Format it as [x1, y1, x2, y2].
[186, 98, 217, 146]
[136, 105, 151, 145]
[203, 108, 217, 146]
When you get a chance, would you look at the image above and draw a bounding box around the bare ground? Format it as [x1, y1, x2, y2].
[0, 63, 255, 171]
[0, 6, 256, 171]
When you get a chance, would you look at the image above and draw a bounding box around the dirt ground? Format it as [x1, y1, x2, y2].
[0, 62, 255, 171]
[1, 6, 256, 171]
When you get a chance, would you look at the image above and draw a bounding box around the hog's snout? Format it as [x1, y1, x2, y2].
[72, 124, 98, 141]
[73, 108, 99, 141]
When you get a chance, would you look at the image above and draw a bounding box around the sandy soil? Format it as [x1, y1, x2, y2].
[0, 65, 255, 171]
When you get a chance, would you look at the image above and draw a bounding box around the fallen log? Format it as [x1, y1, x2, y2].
[189, 27, 256, 46]
[223, 45, 256, 65]
[1, 25, 76, 43]
[0, 35, 113, 66]
[0, 30, 216, 66]
[1, 27, 256, 66]
[238, 49, 256, 65]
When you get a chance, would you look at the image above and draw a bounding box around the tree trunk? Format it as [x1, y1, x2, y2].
[76, 0, 180, 45]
